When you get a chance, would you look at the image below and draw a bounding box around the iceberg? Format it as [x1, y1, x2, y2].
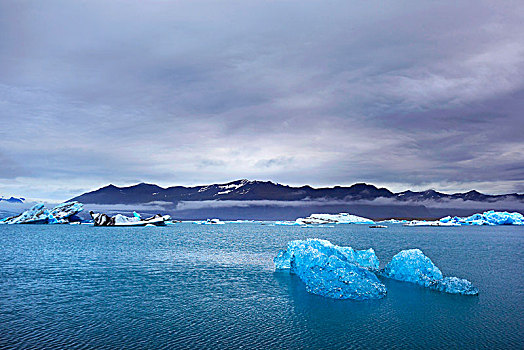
[382, 249, 478, 295]
[404, 220, 460, 227]
[382, 249, 443, 286]
[1, 201, 83, 224]
[274, 239, 385, 300]
[195, 218, 225, 225]
[440, 210, 523, 226]
[275, 239, 379, 270]
[0, 203, 58, 224]
[295, 213, 375, 225]
[90, 211, 171, 226]
[378, 219, 408, 224]
[274, 220, 301, 226]
[49, 202, 83, 221]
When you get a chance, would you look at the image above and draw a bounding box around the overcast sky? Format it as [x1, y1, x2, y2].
[1, 0, 523, 200]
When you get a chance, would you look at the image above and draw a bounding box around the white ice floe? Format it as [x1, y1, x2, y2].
[195, 218, 225, 225]
[378, 219, 409, 224]
[295, 213, 375, 225]
[404, 220, 460, 227]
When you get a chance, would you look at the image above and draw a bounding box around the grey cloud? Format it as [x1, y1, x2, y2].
[0, 0, 523, 200]
[175, 198, 524, 211]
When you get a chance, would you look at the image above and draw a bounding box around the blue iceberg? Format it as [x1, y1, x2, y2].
[49, 202, 83, 222]
[382, 249, 478, 295]
[382, 249, 443, 286]
[440, 210, 523, 226]
[1, 203, 58, 224]
[1, 201, 83, 224]
[274, 239, 385, 300]
[274, 239, 379, 270]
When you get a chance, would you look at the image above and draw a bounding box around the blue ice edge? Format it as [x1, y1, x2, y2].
[274, 239, 479, 300]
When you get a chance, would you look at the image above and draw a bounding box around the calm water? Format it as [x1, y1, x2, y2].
[0, 223, 522, 349]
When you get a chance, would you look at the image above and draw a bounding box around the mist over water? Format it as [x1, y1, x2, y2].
[0, 224, 522, 349]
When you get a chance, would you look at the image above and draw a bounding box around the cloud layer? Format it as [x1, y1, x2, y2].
[0, 0, 523, 200]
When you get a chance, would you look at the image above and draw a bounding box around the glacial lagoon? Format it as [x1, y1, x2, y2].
[0, 223, 522, 349]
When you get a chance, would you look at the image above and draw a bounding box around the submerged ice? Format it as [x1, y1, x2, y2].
[382, 249, 479, 295]
[274, 239, 385, 300]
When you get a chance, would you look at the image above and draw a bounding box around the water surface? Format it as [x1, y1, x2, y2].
[0, 224, 522, 349]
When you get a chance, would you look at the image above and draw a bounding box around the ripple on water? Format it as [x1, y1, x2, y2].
[0, 224, 522, 349]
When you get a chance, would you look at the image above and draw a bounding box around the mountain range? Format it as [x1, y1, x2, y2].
[70, 179, 523, 204]
[0, 196, 25, 203]
[69, 179, 523, 220]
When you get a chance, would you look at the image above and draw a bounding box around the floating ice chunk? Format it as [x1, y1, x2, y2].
[440, 210, 523, 226]
[90, 211, 170, 226]
[195, 218, 225, 225]
[383, 249, 443, 286]
[293, 249, 386, 300]
[49, 202, 83, 221]
[430, 277, 479, 295]
[378, 219, 409, 224]
[382, 249, 478, 295]
[274, 221, 301, 226]
[275, 239, 379, 270]
[1, 203, 58, 224]
[275, 239, 386, 300]
[404, 220, 460, 227]
[295, 213, 375, 225]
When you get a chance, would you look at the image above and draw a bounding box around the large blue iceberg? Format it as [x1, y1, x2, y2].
[274, 239, 379, 271]
[382, 249, 478, 295]
[440, 210, 523, 226]
[0, 202, 83, 224]
[275, 240, 479, 300]
[274, 239, 386, 300]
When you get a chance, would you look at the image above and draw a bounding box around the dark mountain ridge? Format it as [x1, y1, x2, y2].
[67, 179, 524, 220]
[70, 179, 523, 205]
